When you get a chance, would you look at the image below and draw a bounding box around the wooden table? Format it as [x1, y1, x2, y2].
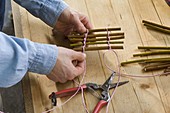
[12, 0, 170, 113]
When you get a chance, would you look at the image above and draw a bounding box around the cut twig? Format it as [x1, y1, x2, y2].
[73, 46, 123, 51]
[138, 46, 170, 50]
[68, 32, 124, 38]
[143, 62, 170, 72]
[133, 50, 170, 57]
[88, 27, 121, 33]
[69, 35, 124, 42]
[121, 57, 170, 66]
[70, 27, 121, 35]
[143, 23, 170, 34]
[70, 41, 124, 47]
[142, 20, 170, 31]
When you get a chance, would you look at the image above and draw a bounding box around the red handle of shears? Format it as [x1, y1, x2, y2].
[49, 84, 87, 98]
[93, 100, 108, 113]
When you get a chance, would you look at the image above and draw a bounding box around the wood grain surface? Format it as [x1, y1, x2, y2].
[12, 0, 170, 113]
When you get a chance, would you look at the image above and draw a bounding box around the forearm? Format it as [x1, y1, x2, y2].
[13, 0, 68, 27]
[0, 32, 58, 88]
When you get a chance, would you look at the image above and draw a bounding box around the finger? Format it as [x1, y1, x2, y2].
[71, 51, 86, 61]
[81, 16, 93, 29]
[72, 15, 87, 33]
[74, 60, 86, 76]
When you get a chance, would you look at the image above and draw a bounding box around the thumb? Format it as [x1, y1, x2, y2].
[72, 16, 87, 33]
[72, 52, 86, 61]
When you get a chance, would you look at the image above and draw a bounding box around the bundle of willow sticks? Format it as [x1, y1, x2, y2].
[121, 46, 170, 72]
[67, 27, 124, 51]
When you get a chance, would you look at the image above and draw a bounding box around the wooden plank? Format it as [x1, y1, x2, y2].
[84, 1, 139, 113]
[12, 0, 170, 113]
[126, 0, 168, 113]
[150, 0, 170, 113]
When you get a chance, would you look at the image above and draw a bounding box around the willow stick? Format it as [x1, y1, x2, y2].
[70, 41, 124, 47]
[69, 35, 124, 42]
[144, 59, 170, 63]
[143, 63, 170, 72]
[138, 46, 170, 50]
[164, 67, 170, 73]
[73, 46, 123, 51]
[143, 23, 170, 34]
[133, 50, 170, 57]
[121, 57, 170, 66]
[88, 27, 121, 33]
[68, 32, 124, 38]
[142, 20, 170, 31]
[70, 27, 121, 35]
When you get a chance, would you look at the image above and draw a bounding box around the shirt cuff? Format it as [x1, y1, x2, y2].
[39, 0, 68, 27]
[28, 43, 58, 75]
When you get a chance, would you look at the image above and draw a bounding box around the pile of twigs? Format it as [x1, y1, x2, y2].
[121, 46, 170, 72]
[67, 27, 124, 51]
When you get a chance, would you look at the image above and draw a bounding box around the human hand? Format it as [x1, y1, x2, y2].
[53, 8, 93, 35]
[47, 47, 86, 83]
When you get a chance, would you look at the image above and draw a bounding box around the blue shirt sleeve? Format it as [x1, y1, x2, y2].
[13, 0, 68, 27]
[0, 32, 58, 88]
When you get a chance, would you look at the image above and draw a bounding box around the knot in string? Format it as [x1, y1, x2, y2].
[82, 29, 89, 53]
[106, 28, 112, 50]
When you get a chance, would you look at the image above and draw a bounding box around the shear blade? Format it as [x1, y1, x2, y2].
[109, 81, 129, 89]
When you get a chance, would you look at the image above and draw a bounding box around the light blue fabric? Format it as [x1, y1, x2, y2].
[0, 0, 68, 87]
[14, 0, 68, 27]
[0, 32, 58, 87]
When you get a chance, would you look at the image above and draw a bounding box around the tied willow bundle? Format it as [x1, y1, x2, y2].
[67, 27, 124, 51]
[121, 46, 170, 72]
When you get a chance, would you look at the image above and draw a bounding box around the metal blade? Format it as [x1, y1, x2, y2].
[109, 81, 129, 89]
[101, 72, 116, 91]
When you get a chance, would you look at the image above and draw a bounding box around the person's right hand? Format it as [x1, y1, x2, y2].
[47, 47, 86, 83]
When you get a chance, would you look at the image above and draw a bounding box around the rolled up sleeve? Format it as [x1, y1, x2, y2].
[13, 0, 68, 27]
[0, 32, 58, 88]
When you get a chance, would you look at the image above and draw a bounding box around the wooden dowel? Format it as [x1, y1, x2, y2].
[69, 35, 124, 42]
[121, 57, 170, 66]
[68, 32, 124, 38]
[138, 46, 170, 50]
[143, 23, 170, 34]
[143, 63, 170, 72]
[70, 27, 121, 35]
[88, 27, 121, 33]
[73, 46, 123, 51]
[144, 59, 170, 63]
[70, 41, 124, 47]
[133, 50, 170, 57]
[142, 20, 170, 31]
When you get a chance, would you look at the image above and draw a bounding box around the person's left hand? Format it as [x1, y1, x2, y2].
[53, 8, 93, 35]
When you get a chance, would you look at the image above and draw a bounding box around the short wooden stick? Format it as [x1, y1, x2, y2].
[88, 27, 121, 33]
[143, 23, 170, 34]
[70, 41, 124, 47]
[142, 20, 170, 31]
[68, 32, 124, 38]
[143, 63, 170, 72]
[69, 35, 124, 42]
[133, 50, 170, 57]
[121, 57, 170, 66]
[73, 46, 123, 51]
[138, 46, 170, 50]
